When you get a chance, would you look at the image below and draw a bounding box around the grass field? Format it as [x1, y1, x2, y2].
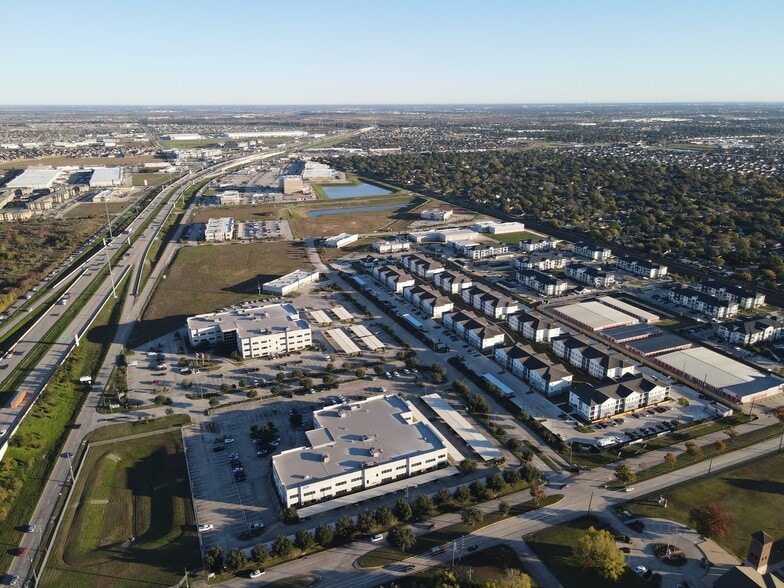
[63, 201, 131, 219]
[131, 173, 171, 187]
[0, 155, 157, 170]
[491, 230, 541, 244]
[626, 452, 784, 564]
[528, 516, 649, 588]
[44, 428, 199, 587]
[138, 241, 311, 342]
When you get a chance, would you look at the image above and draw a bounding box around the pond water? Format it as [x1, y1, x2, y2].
[321, 182, 393, 199]
[308, 204, 404, 217]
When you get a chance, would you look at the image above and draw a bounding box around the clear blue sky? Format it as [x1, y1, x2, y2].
[4, 0, 782, 105]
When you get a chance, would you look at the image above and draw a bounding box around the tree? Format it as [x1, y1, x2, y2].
[335, 515, 355, 540]
[468, 394, 490, 414]
[685, 440, 702, 457]
[462, 506, 484, 526]
[208, 396, 220, 407]
[355, 367, 366, 379]
[225, 547, 247, 571]
[690, 502, 731, 538]
[498, 501, 511, 516]
[454, 485, 471, 503]
[270, 384, 281, 396]
[725, 427, 739, 443]
[271, 535, 294, 558]
[301, 377, 313, 389]
[238, 378, 247, 389]
[325, 362, 335, 373]
[315, 523, 334, 547]
[219, 383, 230, 394]
[773, 406, 784, 425]
[485, 568, 533, 588]
[251, 543, 268, 564]
[615, 463, 636, 485]
[529, 481, 546, 505]
[433, 488, 452, 506]
[357, 509, 376, 533]
[664, 452, 677, 469]
[486, 473, 505, 493]
[374, 365, 385, 375]
[388, 525, 417, 552]
[436, 570, 460, 588]
[276, 372, 285, 383]
[295, 529, 314, 550]
[292, 368, 304, 380]
[457, 459, 477, 475]
[520, 463, 542, 484]
[413, 494, 434, 520]
[452, 380, 470, 397]
[469, 480, 489, 500]
[503, 468, 521, 484]
[575, 526, 626, 582]
[394, 498, 413, 522]
[289, 412, 303, 428]
[322, 374, 335, 385]
[246, 388, 258, 399]
[375, 506, 395, 527]
[282, 506, 299, 524]
[165, 407, 174, 417]
[204, 546, 224, 574]
[506, 437, 523, 453]
[714, 439, 726, 452]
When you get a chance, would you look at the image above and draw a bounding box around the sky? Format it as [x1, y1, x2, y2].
[3, 0, 783, 105]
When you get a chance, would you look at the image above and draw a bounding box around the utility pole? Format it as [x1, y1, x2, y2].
[587, 491, 594, 518]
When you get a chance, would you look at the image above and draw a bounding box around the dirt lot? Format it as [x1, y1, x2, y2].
[0, 155, 157, 170]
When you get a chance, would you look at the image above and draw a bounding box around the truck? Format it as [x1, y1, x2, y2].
[10, 390, 28, 408]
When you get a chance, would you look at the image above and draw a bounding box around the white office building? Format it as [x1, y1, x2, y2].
[187, 303, 311, 359]
[325, 233, 359, 248]
[204, 217, 234, 241]
[272, 395, 448, 508]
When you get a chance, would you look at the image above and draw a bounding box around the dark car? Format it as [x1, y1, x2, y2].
[213, 445, 226, 452]
[468, 544, 479, 552]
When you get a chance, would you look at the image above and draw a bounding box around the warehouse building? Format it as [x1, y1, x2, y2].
[89, 167, 124, 187]
[263, 269, 320, 295]
[187, 303, 311, 358]
[6, 167, 61, 193]
[324, 233, 359, 248]
[272, 394, 448, 508]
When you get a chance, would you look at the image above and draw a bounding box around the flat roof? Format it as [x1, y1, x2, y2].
[482, 373, 514, 395]
[263, 269, 318, 289]
[90, 167, 123, 183]
[7, 167, 60, 188]
[349, 324, 385, 350]
[325, 328, 361, 354]
[309, 310, 332, 325]
[656, 347, 784, 400]
[626, 333, 692, 356]
[331, 305, 353, 321]
[602, 324, 663, 343]
[597, 296, 660, 322]
[187, 303, 309, 336]
[421, 393, 503, 461]
[555, 300, 639, 331]
[273, 395, 445, 488]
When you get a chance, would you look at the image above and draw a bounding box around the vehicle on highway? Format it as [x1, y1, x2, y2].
[428, 523, 438, 530]
[23, 524, 35, 533]
[16, 547, 27, 557]
[468, 544, 479, 551]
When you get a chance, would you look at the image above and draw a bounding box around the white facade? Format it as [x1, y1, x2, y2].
[325, 233, 359, 248]
[89, 167, 124, 187]
[263, 269, 320, 295]
[373, 240, 410, 253]
[187, 303, 311, 359]
[420, 208, 453, 221]
[572, 242, 613, 261]
[204, 217, 234, 241]
[569, 374, 669, 421]
[272, 395, 448, 508]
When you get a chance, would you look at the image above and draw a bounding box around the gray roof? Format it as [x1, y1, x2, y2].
[272, 395, 445, 489]
[187, 303, 309, 337]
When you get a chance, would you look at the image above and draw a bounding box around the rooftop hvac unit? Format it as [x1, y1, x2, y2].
[369, 447, 381, 458]
[321, 454, 330, 462]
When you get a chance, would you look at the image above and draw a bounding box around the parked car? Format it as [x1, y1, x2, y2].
[198, 523, 214, 532]
[249, 569, 265, 578]
[371, 533, 384, 543]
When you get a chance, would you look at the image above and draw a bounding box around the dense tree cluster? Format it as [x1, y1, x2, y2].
[333, 150, 784, 283]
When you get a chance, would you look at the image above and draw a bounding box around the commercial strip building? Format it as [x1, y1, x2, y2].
[262, 269, 320, 295]
[204, 217, 234, 242]
[186, 303, 311, 359]
[324, 233, 359, 248]
[272, 395, 449, 508]
[419, 208, 453, 221]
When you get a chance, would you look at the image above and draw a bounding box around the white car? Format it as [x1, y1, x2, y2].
[0, 429, 7, 437]
[371, 533, 384, 543]
[197, 523, 214, 532]
[249, 569, 265, 578]
[624, 487, 635, 493]
[634, 565, 648, 574]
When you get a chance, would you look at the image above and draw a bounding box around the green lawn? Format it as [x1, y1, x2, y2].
[44, 428, 199, 587]
[625, 452, 784, 564]
[527, 516, 650, 588]
[491, 230, 541, 244]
